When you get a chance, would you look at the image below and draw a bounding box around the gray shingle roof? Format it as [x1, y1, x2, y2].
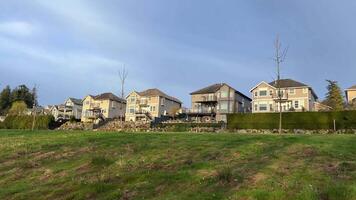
[191, 83, 251, 101]
[268, 79, 308, 88]
[347, 85, 356, 90]
[190, 83, 226, 95]
[138, 89, 182, 104]
[69, 98, 83, 105]
[94, 93, 126, 103]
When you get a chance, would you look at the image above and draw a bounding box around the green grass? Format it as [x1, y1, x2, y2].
[0, 130, 356, 200]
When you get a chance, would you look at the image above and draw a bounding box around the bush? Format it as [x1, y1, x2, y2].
[153, 122, 224, 132]
[2, 115, 55, 130]
[227, 111, 356, 130]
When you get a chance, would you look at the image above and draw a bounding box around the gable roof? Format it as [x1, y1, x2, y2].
[346, 85, 356, 90]
[190, 83, 225, 95]
[268, 79, 308, 88]
[68, 98, 82, 105]
[94, 92, 126, 103]
[191, 83, 251, 101]
[138, 89, 182, 104]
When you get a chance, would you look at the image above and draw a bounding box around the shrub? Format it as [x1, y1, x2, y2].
[154, 122, 224, 132]
[227, 111, 356, 130]
[2, 115, 55, 130]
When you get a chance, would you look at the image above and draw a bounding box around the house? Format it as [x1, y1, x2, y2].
[250, 79, 318, 113]
[189, 83, 252, 122]
[81, 93, 126, 123]
[125, 89, 182, 122]
[314, 102, 332, 112]
[50, 98, 83, 121]
[345, 85, 356, 104]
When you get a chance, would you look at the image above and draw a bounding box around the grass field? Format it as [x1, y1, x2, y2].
[0, 131, 356, 200]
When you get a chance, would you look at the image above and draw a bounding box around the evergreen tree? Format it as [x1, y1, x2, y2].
[324, 80, 345, 111]
[11, 85, 34, 108]
[0, 85, 11, 114]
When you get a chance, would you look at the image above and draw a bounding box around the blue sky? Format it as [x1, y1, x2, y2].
[0, 0, 355, 107]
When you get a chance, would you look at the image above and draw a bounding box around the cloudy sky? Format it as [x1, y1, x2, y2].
[0, 0, 355, 106]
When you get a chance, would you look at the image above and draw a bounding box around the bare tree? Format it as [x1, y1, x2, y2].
[273, 36, 288, 134]
[119, 65, 128, 99]
[119, 65, 128, 121]
[31, 84, 38, 131]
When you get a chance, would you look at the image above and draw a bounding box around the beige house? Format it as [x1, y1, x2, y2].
[50, 98, 83, 121]
[345, 85, 356, 104]
[250, 79, 318, 113]
[125, 89, 182, 122]
[81, 93, 126, 123]
[189, 83, 252, 122]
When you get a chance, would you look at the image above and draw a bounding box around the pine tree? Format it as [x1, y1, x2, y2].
[324, 80, 345, 111]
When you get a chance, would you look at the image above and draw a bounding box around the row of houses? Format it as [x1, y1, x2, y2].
[48, 79, 356, 123]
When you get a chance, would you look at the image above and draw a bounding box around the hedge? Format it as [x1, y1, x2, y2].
[227, 111, 356, 130]
[2, 115, 55, 130]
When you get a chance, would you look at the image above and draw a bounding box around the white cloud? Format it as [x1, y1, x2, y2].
[0, 21, 36, 37]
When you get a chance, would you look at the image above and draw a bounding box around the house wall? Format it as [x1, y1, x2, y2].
[251, 82, 315, 113]
[347, 90, 356, 103]
[81, 96, 125, 123]
[125, 92, 181, 122]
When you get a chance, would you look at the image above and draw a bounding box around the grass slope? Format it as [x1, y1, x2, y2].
[0, 130, 356, 200]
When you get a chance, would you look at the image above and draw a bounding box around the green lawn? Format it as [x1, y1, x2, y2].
[0, 130, 356, 200]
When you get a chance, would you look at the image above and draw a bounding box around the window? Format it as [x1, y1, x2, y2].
[221, 91, 228, 98]
[111, 101, 116, 108]
[294, 101, 299, 109]
[289, 89, 295, 95]
[220, 102, 228, 112]
[259, 90, 267, 96]
[151, 106, 156, 112]
[254, 104, 258, 111]
[161, 98, 165, 106]
[259, 104, 267, 111]
[86, 101, 90, 105]
[270, 104, 273, 111]
[129, 106, 135, 114]
[270, 90, 273, 96]
[130, 97, 136, 103]
[303, 88, 308, 94]
[255, 91, 258, 97]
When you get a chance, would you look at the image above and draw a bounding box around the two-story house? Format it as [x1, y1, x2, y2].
[189, 83, 252, 122]
[345, 85, 356, 105]
[250, 79, 318, 113]
[125, 89, 182, 122]
[81, 93, 126, 123]
[50, 98, 82, 121]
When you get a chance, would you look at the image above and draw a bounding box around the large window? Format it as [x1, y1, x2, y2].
[259, 104, 267, 111]
[220, 102, 228, 111]
[259, 90, 267, 96]
[289, 89, 295, 95]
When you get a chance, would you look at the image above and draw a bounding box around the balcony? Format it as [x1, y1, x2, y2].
[187, 108, 217, 116]
[272, 93, 289, 102]
[195, 95, 218, 103]
[139, 99, 149, 106]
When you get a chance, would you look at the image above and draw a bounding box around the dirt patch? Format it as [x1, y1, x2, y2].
[251, 172, 267, 185]
[196, 169, 217, 180]
[75, 163, 92, 174]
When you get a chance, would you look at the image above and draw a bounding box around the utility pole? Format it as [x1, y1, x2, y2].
[31, 85, 38, 131]
[273, 36, 288, 134]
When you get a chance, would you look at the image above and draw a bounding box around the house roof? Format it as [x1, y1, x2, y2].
[268, 79, 308, 88]
[68, 98, 82, 105]
[90, 93, 126, 103]
[138, 89, 182, 104]
[346, 85, 356, 90]
[190, 83, 226, 95]
[190, 83, 251, 101]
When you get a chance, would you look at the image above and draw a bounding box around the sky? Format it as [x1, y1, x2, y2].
[0, 0, 355, 107]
